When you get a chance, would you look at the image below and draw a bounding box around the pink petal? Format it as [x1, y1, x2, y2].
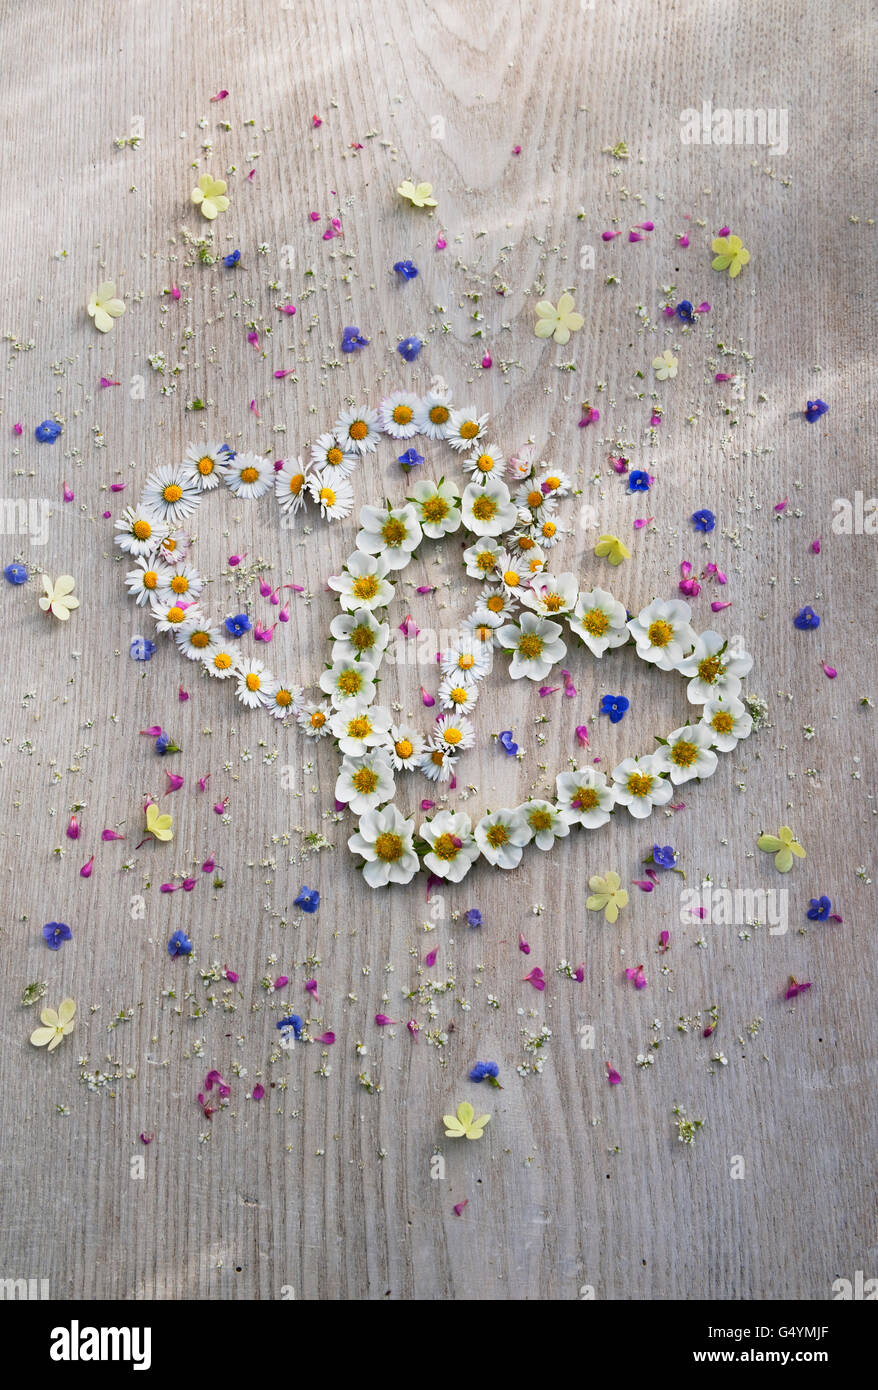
[710, 600, 732, 612]
[252, 1084, 265, 1100]
[633, 517, 653, 529]
[80, 856, 95, 878]
[178, 685, 189, 701]
[165, 773, 184, 792]
[435, 235, 447, 250]
[420, 686, 435, 708]
[481, 353, 493, 369]
[223, 968, 239, 983]
[66, 814, 80, 840]
[659, 930, 670, 953]
[631, 880, 654, 892]
[523, 966, 546, 990]
[453, 1200, 468, 1216]
[677, 234, 690, 247]
[811, 537, 821, 554]
[210, 90, 229, 102]
[425, 948, 438, 968]
[601, 230, 621, 241]
[63, 483, 74, 502]
[101, 828, 124, 841]
[575, 725, 589, 747]
[606, 1064, 622, 1085]
[421, 799, 435, 812]
[820, 660, 837, 679]
[375, 1014, 398, 1027]
[519, 934, 530, 955]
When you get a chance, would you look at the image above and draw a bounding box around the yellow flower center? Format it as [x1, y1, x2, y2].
[395, 738, 413, 759]
[190, 630, 210, 649]
[352, 768, 379, 794]
[449, 687, 468, 705]
[476, 550, 496, 573]
[310, 710, 326, 728]
[503, 570, 520, 587]
[352, 574, 379, 600]
[433, 832, 460, 860]
[430, 749, 445, 766]
[275, 688, 293, 707]
[143, 570, 158, 588]
[518, 633, 543, 660]
[670, 740, 698, 767]
[627, 772, 654, 797]
[573, 787, 599, 811]
[545, 476, 561, 490]
[647, 619, 674, 647]
[320, 487, 337, 506]
[542, 593, 564, 612]
[163, 538, 177, 553]
[382, 518, 407, 547]
[392, 404, 413, 425]
[350, 624, 375, 652]
[697, 655, 724, 684]
[326, 448, 343, 467]
[170, 575, 189, 593]
[472, 496, 497, 522]
[527, 490, 542, 508]
[289, 473, 305, 494]
[163, 484, 183, 503]
[711, 711, 734, 735]
[486, 595, 505, 612]
[348, 716, 372, 739]
[214, 652, 232, 670]
[443, 727, 463, 745]
[240, 466, 260, 484]
[429, 405, 450, 424]
[516, 536, 536, 551]
[486, 824, 509, 848]
[375, 832, 403, 862]
[457, 653, 475, 670]
[541, 521, 556, 538]
[459, 420, 479, 439]
[197, 456, 214, 475]
[423, 496, 449, 522]
[349, 420, 368, 441]
[245, 673, 261, 691]
[337, 669, 363, 695]
[133, 519, 152, 539]
[475, 454, 494, 473]
[167, 606, 185, 624]
[474, 625, 492, 643]
[528, 808, 553, 832]
[581, 608, 609, 637]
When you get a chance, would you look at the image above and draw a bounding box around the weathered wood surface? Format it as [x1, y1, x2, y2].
[0, 0, 875, 1301]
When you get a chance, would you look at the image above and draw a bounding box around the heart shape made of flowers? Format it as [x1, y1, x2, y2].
[117, 383, 755, 889]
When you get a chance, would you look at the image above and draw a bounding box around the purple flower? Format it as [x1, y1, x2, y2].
[42, 921, 72, 950]
[168, 929, 193, 958]
[805, 399, 828, 422]
[223, 250, 241, 268]
[652, 844, 677, 869]
[393, 260, 418, 280]
[465, 909, 483, 929]
[294, 886, 320, 913]
[675, 300, 695, 322]
[627, 470, 651, 493]
[4, 563, 27, 585]
[498, 730, 518, 755]
[35, 420, 62, 443]
[691, 508, 716, 532]
[225, 612, 251, 638]
[397, 336, 422, 362]
[793, 606, 820, 630]
[806, 896, 831, 921]
[398, 448, 424, 470]
[469, 1061, 500, 1085]
[600, 694, 629, 723]
[341, 325, 369, 353]
[129, 637, 156, 661]
[277, 1014, 303, 1039]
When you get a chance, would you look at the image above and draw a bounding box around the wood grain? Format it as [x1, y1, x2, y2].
[0, 0, 875, 1301]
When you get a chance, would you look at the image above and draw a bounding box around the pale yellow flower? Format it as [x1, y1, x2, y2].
[443, 1100, 490, 1140]
[594, 534, 630, 566]
[757, 825, 805, 873]
[652, 349, 678, 381]
[711, 234, 750, 278]
[30, 997, 76, 1051]
[146, 802, 173, 843]
[586, 870, 629, 923]
[534, 292, 584, 345]
[191, 174, 230, 220]
[396, 180, 437, 208]
[39, 574, 79, 620]
[87, 281, 125, 333]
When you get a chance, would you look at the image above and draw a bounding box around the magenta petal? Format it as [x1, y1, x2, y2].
[453, 1200, 468, 1216]
[519, 934, 530, 955]
[425, 948, 438, 968]
[101, 828, 124, 841]
[606, 1064, 622, 1085]
[375, 1014, 398, 1027]
[811, 537, 821, 554]
[80, 856, 95, 878]
[632, 879, 654, 892]
[820, 660, 837, 678]
[316, 1031, 335, 1045]
[252, 1084, 265, 1101]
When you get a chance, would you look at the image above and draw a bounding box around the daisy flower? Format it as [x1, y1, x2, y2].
[378, 391, 421, 439]
[153, 601, 201, 635]
[235, 659, 278, 711]
[520, 571, 578, 617]
[200, 642, 241, 679]
[182, 442, 229, 491]
[387, 725, 425, 770]
[159, 529, 191, 561]
[568, 587, 629, 657]
[440, 637, 493, 684]
[328, 552, 394, 613]
[462, 444, 504, 481]
[175, 618, 221, 661]
[529, 516, 565, 548]
[459, 614, 498, 651]
[225, 451, 273, 500]
[414, 388, 454, 439]
[308, 469, 355, 521]
[156, 560, 203, 607]
[125, 556, 172, 607]
[114, 505, 169, 558]
[420, 810, 479, 883]
[496, 611, 566, 681]
[334, 406, 381, 455]
[506, 534, 546, 568]
[461, 480, 519, 538]
[555, 767, 617, 829]
[433, 713, 475, 752]
[611, 755, 674, 819]
[418, 743, 459, 783]
[654, 723, 719, 786]
[627, 598, 696, 671]
[275, 460, 311, 517]
[141, 465, 201, 526]
[463, 540, 503, 580]
[519, 799, 571, 850]
[476, 584, 519, 624]
[535, 469, 572, 498]
[437, 677, 479, 714]
[514, 481, 557, 523]
[336, 751, 396, 814]
[266, 683, 303, 720]
[310, 432, 359, 477]
[409, 478, 461, 538]
[330, 702, 393, 756]
[494, 550, 530, 595]
[319, 658, 378, 709]
[446, 408, 489, 453]
[474, 808, 530, 870]
[676, 630, 754, 704]
[356, 503, 423, 570]
[296, 700, 333, 738]
[330, 608, 390, 666]
[699, 694, 752, 752]
[347, 805, 420, 888]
